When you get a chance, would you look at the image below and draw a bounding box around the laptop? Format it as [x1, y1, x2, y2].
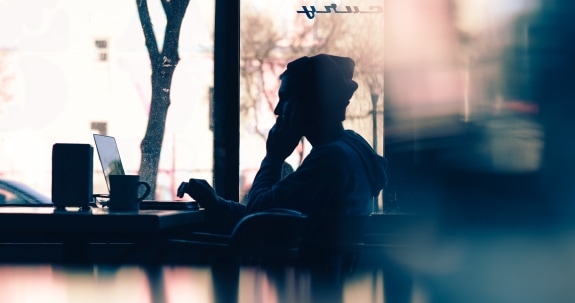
[93, 134, 198, 210]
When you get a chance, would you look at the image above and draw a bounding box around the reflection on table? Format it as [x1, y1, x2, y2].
[0, 264, 394, 303]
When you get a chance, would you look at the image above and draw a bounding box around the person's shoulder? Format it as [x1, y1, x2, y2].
[314, 131, 364, 152]
[304, 136, 354, 166]
[341, 129, 371, 144]
[310, 137, 349, 155]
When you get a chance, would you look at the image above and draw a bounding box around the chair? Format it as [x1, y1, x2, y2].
[163, 208, 309, 265]
[163, 208, 372, 271]
[300, 214, 371, 275]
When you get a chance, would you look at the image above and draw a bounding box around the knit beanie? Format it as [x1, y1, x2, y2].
[283, 54, 359, 121]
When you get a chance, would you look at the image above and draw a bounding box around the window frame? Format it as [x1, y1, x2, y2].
[213, 0, 240, 201]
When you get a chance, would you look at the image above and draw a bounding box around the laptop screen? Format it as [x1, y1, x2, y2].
[93, 134, 125, 191]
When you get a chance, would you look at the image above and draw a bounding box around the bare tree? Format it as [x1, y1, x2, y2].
[136, 0, 190, 198]
[240, 7, 348, 166]
[240, 7, 384, 146]
[239, 7, 350, 140]
[240, 5, 283, 140]
[338, 13, 385, 151]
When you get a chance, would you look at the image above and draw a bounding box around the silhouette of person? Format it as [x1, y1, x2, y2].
[177, 54, 387, 234]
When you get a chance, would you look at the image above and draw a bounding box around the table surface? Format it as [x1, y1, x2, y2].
[0, 206, 205, 243]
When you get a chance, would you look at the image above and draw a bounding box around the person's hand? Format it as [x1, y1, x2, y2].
[177, 178, 218, 209]
[266, 108, 302, 162]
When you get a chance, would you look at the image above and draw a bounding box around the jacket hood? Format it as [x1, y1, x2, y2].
[341, 130, 388, 196]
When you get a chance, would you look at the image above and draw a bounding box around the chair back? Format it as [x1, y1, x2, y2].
[229, 208, 308, 259]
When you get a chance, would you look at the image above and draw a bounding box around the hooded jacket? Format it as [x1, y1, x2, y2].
[209, 129, 388, 234]
[244, 129, 387, 218]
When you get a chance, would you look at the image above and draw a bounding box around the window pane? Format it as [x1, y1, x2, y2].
[239, 0, 385, 209]
[0, 0, 215, 200]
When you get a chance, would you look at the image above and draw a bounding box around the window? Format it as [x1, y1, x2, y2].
[0, 0, 555, 212]
[239, 0, 385, 208]
[0, 0, 215, 199]
[91, 121, 108, 135]
[94, 39, 109, 62]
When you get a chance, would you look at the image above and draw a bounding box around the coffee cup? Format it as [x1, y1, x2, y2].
[108, 175, 151, 211]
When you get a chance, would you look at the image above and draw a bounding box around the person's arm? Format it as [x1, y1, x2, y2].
[244, 145, 347, 216]
[243, 156, 285, 214]
[241, 108, 303, 212]
[177, 179, 246, 220]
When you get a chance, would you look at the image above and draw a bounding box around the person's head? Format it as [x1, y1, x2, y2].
[275, 54, 358, 139]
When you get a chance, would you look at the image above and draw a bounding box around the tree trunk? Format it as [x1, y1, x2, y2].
[139, 67, 174, 198]
[137, 0, 189, 199]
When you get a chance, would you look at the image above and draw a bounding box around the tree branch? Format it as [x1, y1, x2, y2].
[136, 0, 160, 64]
[162, 0, 190, 60]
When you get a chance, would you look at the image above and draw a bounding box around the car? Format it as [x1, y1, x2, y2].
[0, 178, 53, 205]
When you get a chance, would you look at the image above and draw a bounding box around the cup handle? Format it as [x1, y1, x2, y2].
[137, 181, 152, 201]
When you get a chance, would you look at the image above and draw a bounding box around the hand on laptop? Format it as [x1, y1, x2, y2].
[177, 178, 218, 209]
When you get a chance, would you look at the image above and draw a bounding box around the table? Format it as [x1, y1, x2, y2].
[0, 206, 205, 263]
